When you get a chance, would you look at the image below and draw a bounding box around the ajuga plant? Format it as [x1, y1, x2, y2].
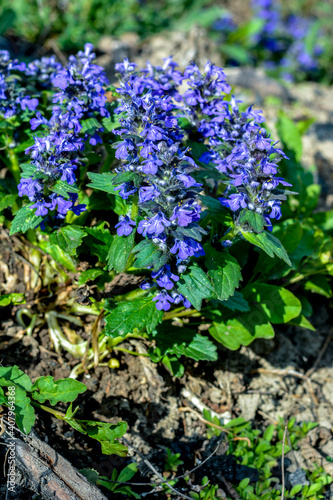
[1, 47, 332, 377]
[213, 0, 330, 83]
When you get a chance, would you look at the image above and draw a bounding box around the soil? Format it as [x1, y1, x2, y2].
[1, 231, 333, 499]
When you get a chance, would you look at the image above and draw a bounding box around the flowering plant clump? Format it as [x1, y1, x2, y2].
[17, 44, 108, 220]
[1, 46, 332, 373]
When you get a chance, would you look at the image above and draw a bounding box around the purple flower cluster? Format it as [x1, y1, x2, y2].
[18, 44, 109, 219]
[0, 50, 39, 118]
[113, 59, 205, 310]
[182, 64, 291, 231]
[253, 0, 323, 81]
[214, 0, 323, 81]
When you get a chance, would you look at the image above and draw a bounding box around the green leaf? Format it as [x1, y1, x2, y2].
[81, 117, 101, 133]
[65, 417, 128, 456]
[0, 365, 33, 391]
[177, 266, 215, 310]
[105, 298, 163, 337]
[239, 210, 265, 233]
[209, 305, 274, 350]
[0, 387, 6, 405]
[289, 315, 316, 331]
[220, 292, 250, 312]
[84, 225, 113, 262]
[80, 469, 99, 485]
[112, 171, 137, 186]
[245, 284, 302, 324]
[100, 441, 128, 456]
[304, 275, 333, 298]
[200, 195, 233, 225]
[117, 463, 138, 482]
[151, 323, 218, 362]
[290, 485, 303, 496]
[205, 247, 242, 302]
[101, 115, 120, 132]
[38, 239, 77, 272]
[0, 8, 16, 35]
[0, 194, 17, 211]
[13, 387, 36, 434]
[276, 112, 303, 162]
[10, 204, 43, 235]
[50, 180, 79, 199]
[107, 232, 135, 273]
[161, 355, 184, 378]
[49, 225, 86, 256]
[242, 230, 291, 266]
[132, 239, 168, 271]
[78, 269, 105, 286]
[31, 376, 87, 405]
[87, 172, 118, 194]
[0, 293, 25, 306]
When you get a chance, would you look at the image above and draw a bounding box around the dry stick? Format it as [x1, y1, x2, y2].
[281, 421, 288, 500]
[179, 407, 252, 447]
[122, 436, 194, 500]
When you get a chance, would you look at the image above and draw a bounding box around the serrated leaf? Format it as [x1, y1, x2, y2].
[239, 209, 265, 233]
[87, 172, 118, 194]
[81, 117, 101, 133]
[245, 284, 302, 324]
[31, 376, 87, 405]
[104, 298, 163, 337]
[0, 293, 25, 306]
[0, 365, 33, 391]
[151, 324, 218, 361]
[102, 115, 120, 132]
[132, 239, 168, 271]
[49, 225, 86, 256]
[242, 230, 291, 266]
[107, 232, 135, 273]
[0, 193, 17, 211]
[112, 171, 138, 186]
[10, 204, 43, 234]
[13, 387, 36, 434]
[205, 247, 241, 301]
[209, 304, 274, 350]
[177, 266, 215, 310]
[51, 180, 79, 199]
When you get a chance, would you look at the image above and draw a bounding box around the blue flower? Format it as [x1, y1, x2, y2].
[115, 216, 136, 236]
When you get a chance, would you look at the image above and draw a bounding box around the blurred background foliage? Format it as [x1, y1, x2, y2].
[0, 0, 333, 82]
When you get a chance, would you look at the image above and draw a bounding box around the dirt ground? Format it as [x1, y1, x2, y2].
[1, 238, 333, 499]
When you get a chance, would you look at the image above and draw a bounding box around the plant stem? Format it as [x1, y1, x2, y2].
[31, 401, 66, 420]
[5, 135, 21, 185]
[163, 308, 201, 321]
[114, 347, 149, 357]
